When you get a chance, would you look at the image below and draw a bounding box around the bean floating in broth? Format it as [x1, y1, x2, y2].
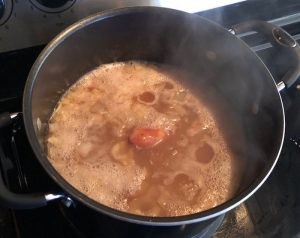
[129, 128, 168, 149]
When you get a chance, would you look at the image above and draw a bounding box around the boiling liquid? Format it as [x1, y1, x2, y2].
[47, 61, 240, 217]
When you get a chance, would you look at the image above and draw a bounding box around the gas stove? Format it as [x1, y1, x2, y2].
[1, 1, 300, 238]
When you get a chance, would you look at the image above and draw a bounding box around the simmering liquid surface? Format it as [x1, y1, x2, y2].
[47, 61, 239, 217]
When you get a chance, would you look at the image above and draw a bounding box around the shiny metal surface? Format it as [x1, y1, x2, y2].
[277, 81, 286, 92]
[228, 28, 236, 35]
[45, 194, 74, 207]
[9, 112, 20, 119]
[0, 0, 244, 53]
[45, 193, 65, 201]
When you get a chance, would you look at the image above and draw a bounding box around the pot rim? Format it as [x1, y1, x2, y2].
[23, 6, 285, 226]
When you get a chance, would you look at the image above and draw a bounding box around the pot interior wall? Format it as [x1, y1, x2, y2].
[29, 8, 284, 200]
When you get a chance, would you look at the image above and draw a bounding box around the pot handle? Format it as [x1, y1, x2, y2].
[229, 20, 300, 90]
[0, 112, 71, 209]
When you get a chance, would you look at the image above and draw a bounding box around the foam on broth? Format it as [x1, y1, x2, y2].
[47, 61, 240, 217]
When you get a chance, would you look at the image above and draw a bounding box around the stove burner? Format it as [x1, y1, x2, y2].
[29, 0, 75, 13]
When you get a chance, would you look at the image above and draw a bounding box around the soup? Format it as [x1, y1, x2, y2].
[47, 61, 240, 217]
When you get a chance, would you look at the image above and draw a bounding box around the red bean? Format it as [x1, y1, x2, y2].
[129, 128, 167, 149]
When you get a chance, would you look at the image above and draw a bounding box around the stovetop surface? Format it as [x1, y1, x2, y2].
[1, 1, 300, 238]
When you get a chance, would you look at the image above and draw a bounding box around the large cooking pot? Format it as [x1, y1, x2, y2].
[0, 7, 300, 226]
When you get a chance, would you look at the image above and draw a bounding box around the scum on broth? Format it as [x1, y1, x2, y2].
[47, 61, 240, 217]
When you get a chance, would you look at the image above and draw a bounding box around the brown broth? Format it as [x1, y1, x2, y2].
[47, 61, 240, 217]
